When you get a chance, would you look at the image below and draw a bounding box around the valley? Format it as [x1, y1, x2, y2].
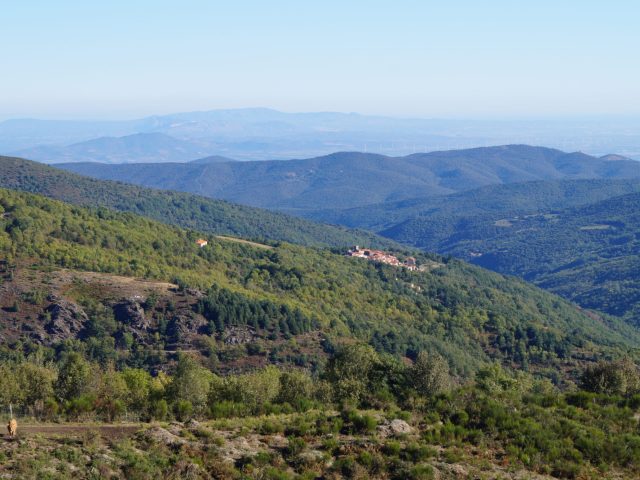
[1, 149, 640, 478]
[47, 146, 640, 331]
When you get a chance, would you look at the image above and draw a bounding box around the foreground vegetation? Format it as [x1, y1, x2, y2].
[1, 347, 639, 479]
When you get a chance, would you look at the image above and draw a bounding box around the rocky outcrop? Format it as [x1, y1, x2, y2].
[376, 419, 414, 438]
[113, 297, 148, 329]
[168, 311, 208, 339]
[185, 288, 204, 299]
[142, 426, 187, 447]
[221, 326, 256, 345]
[112, 296, 156, 344]
[44, 295, 89, 341]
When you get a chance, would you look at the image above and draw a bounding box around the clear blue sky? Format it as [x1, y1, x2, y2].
[2, 1, 639, 119]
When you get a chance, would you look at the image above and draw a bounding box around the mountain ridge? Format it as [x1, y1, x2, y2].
[0, 155, 399, 250]
[309, 179, 640, 328]
[16, 132, 210, 164]
[4, 109, 640, 159]
[58, 145, 640, 211]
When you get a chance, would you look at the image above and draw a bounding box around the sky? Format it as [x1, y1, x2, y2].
[1, 1, 639, 120]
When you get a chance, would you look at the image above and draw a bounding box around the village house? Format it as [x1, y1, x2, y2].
[347, 246, 413, 269]
[404, 257, 417, 270]
[195, 239, 208, 248]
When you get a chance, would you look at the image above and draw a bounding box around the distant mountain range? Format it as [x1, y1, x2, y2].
[3, 108, 640, 160]
[58, 145, 640, 211]
[16, 132, 212, 164]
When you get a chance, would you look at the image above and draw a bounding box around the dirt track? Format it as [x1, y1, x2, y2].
[13, 423, 142, 440]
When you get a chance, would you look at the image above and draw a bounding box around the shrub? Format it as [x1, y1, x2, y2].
[383, 441, 402, 457]
[259, 419, 285, 435]
[408, 464, 435, 480]
[581, 358, 640, 396]
[403, 443, 437, 463]
[174, 400, 193, 421]
[284, 436, 306, 457]
[411, 351, 451, 397]
[151, 399, 168, 420]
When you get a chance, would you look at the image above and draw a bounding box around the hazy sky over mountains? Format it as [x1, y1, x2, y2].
[2, 1, 639, 120]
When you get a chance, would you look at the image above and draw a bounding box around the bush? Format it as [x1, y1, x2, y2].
[43, 398, 59, 420]
[383, 441, 402, 457]
[259, 419, 285, 435]
[581, 358, 640, 396]
[408, 464, 435, 480]
[151, 399, 168, 420]
[411, 351, 451, 397]
[174, 400, 193, 421]
[209, 401, 251, 419]
[566, 391, 596, 409]
[342, 409, 377, 434]
[284, 436, 306, 457]
[65, 394, 96, 420]
[403, 443, 437, 462]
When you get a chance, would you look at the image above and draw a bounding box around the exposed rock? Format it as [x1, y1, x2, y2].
[185, 419, 201, 429]
[44, 295, 89, 340]
[185, 288, 204, 298]
[142, 427, 186, 447]
[113, 298, 148, 330]
[377, 419, 414, 437]
[169, 311, 208, 337]
[265, 434, 288, 449]
[221, 326, 256, 345]
[215, 434, 269, 463]
[298, 449, 325, 465]
[167, 422, 184, 436]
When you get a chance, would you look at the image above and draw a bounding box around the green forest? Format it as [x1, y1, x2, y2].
[0, 155, 398, 250]
[309, 179, 640, 329]
[2, 188, 637, 378]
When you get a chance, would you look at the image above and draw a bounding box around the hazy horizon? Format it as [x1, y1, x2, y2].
[2, 1, 639, 120]
[3, 107, 640, 124]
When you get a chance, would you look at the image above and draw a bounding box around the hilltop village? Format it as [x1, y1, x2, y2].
[347, 246, 418, 270]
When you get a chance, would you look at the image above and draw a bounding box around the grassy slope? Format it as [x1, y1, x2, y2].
[1, 188, 638, 378]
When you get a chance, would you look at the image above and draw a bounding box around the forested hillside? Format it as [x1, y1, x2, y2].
[417, 192, 640, 327]
[1, 188, 636, 379]
[302, 179, 640, 329]
[58, 145, 640, 211]
[308, 179, 640, 232]
[0, 155, 398, 249]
